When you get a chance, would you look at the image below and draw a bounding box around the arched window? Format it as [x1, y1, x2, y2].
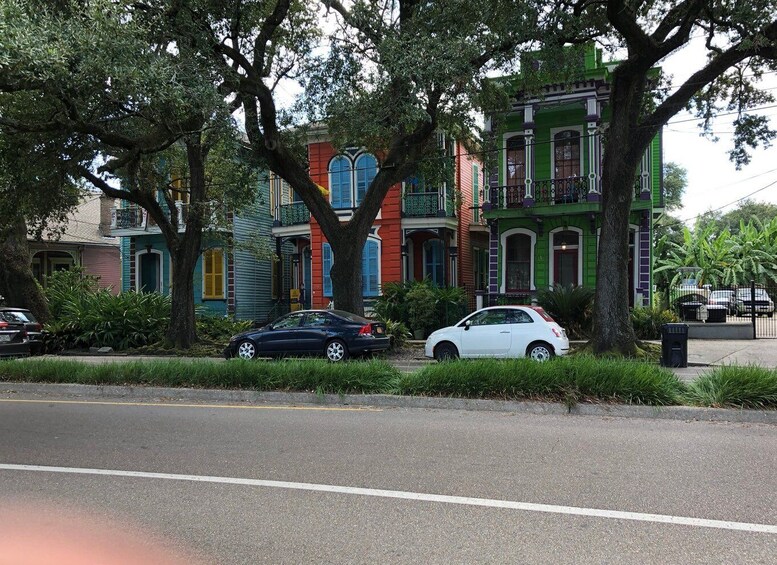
[329, 156, 352, 209]
[423, 239, 445, 287]
[506, 135, 526, 185]
[355, 154, 377, 207]
[505, 234, 532, 291]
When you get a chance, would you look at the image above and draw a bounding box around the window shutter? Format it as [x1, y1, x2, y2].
[329, 157, 352, 209]
[214, 249, 224, 297]
[322, 243, 332, 296]
[356, 154, 377, 206]
[473, 164, 479, 220]
[361, 240, 379, 297]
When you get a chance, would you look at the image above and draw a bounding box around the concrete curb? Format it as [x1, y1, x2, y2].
[2, 382, 776, 424]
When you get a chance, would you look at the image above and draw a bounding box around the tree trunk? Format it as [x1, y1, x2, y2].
[330, 242, 364, 315]
[166, 244, 199, 348]
[591, 69, 646, 355]
[163, 137, 207, 348]
[0, 217, 50, 323]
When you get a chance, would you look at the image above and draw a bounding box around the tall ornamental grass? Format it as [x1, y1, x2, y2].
[399, 356, 685, 405]
[684, 365, 777, 409]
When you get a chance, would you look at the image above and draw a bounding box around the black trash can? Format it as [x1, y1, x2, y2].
[661, 323, 689, 368]
[706, 305, 726, 323]
[680, 302, 702, 321]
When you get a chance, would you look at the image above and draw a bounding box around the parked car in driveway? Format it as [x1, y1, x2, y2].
[224, 309, 390, 361]
[424, 305, 569, 362]
[735, 288, 775, 317]
[0, 308, 43, 354]
[0, 316, 30, 358]
[708, 290, 737, 315]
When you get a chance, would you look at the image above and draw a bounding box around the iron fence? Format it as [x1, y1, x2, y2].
[668, 280, 777, 338]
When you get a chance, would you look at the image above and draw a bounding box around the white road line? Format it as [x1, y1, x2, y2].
[1, 463, 776, 534]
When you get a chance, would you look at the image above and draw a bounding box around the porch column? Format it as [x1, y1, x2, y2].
[488, 221, 499, 304]
[523, 105, 535, 206]
[638, 218, 652, 306]
[586, 97, 602, 202]
[640, 146, 652, 200]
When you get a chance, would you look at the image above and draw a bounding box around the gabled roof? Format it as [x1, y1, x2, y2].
[34, 194, 119, 247]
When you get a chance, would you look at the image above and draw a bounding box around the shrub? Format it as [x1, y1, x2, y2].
[196, 315, 252, 343]
[373, 281, 412, 324]
[537, 284, 595, 339]
[434, 285, 467, 329]
[406, 283, 437, 336]
[44, 267, 101, 319]
[374, 280, 467, 335]
[56, 291, 172, 350]
[684, 365, 777, 409]
[383, 319, 411, 350]
[631, 306, 678, 340]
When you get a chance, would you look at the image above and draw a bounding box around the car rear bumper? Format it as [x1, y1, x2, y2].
[0, 342, 30, 357]
[349, 336, 391, 355]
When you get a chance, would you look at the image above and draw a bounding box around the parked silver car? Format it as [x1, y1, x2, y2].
[735, 288, 775, 317]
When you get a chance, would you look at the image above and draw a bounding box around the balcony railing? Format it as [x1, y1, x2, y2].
[534, 178, 588, 205]
[277, 202, 310, 226]
[403, 191, 455, 218]
[111, 201, 222, 233]
[113, 206, 145, 229]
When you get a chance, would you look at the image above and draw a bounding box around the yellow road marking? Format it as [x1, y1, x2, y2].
[0, 398, 381, 412]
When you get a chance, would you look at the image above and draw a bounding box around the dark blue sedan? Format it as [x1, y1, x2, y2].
[223, 309, 390, 361]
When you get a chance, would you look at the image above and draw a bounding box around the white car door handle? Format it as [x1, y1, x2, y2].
[499, 330, 510, 334]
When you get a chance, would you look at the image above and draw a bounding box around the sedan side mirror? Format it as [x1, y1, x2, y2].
[464, 320, 472, 331]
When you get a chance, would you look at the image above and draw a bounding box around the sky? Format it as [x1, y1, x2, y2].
[660, 40, 777, 224]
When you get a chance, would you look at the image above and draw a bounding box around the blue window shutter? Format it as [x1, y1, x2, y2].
[361, 240, 379, 296]
[355, 154, 377, 206]
[329, 156, 352, 209]
[322, 243, 333, 296]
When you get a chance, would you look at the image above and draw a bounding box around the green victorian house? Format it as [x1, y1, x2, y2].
[481, 47, 663, 307]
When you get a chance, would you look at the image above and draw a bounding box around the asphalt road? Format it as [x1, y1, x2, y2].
[1, 395, 776, 564]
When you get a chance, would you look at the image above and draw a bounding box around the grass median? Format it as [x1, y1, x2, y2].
[3, 357, 776, 409]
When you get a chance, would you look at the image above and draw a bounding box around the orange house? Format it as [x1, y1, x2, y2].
[270, 126, 486, 312]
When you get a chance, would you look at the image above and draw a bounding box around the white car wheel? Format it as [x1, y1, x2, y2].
[527, 342, 553, 362]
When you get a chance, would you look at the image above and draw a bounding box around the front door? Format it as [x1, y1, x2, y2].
[554, 250, 578, 287]
[139, 253, 160, 293]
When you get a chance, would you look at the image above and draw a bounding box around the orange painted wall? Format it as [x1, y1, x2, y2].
[307, 140, 403, 309]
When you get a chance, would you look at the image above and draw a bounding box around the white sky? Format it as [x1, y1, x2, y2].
[660, 39, 777, 224]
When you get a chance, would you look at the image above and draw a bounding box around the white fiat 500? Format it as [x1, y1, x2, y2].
[424, 306, 569, 362]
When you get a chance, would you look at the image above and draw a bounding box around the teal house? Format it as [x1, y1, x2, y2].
[482, 47, 663, 307]
[110, 179, 276, 322]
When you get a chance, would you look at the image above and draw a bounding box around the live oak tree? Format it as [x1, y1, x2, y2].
[166, 0, 543, 315]
[557, 0, 777, 355]
[0, 0, 258, 347]
[0, 131, 83, 322]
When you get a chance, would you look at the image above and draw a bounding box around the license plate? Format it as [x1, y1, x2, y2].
[376, 327, 384, 334]
[0, 335, 10, 342]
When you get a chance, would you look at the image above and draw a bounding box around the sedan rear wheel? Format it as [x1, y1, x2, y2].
[325, 339, 349, 362]
[527, 342, 554, 362]
[237, 340, 257, 360]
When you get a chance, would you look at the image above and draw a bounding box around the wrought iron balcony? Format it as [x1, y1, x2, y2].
[277, 202, 310, 226]
[534, 178, 588, 205]
[403, 191, 455, 218]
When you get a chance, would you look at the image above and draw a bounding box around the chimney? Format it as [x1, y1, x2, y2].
[99, 194, 115, 236]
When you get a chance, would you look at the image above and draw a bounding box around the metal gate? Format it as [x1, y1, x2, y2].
[669, 280, 777, 338]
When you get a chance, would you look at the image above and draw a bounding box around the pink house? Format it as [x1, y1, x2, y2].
[29, 194, 121, 293]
